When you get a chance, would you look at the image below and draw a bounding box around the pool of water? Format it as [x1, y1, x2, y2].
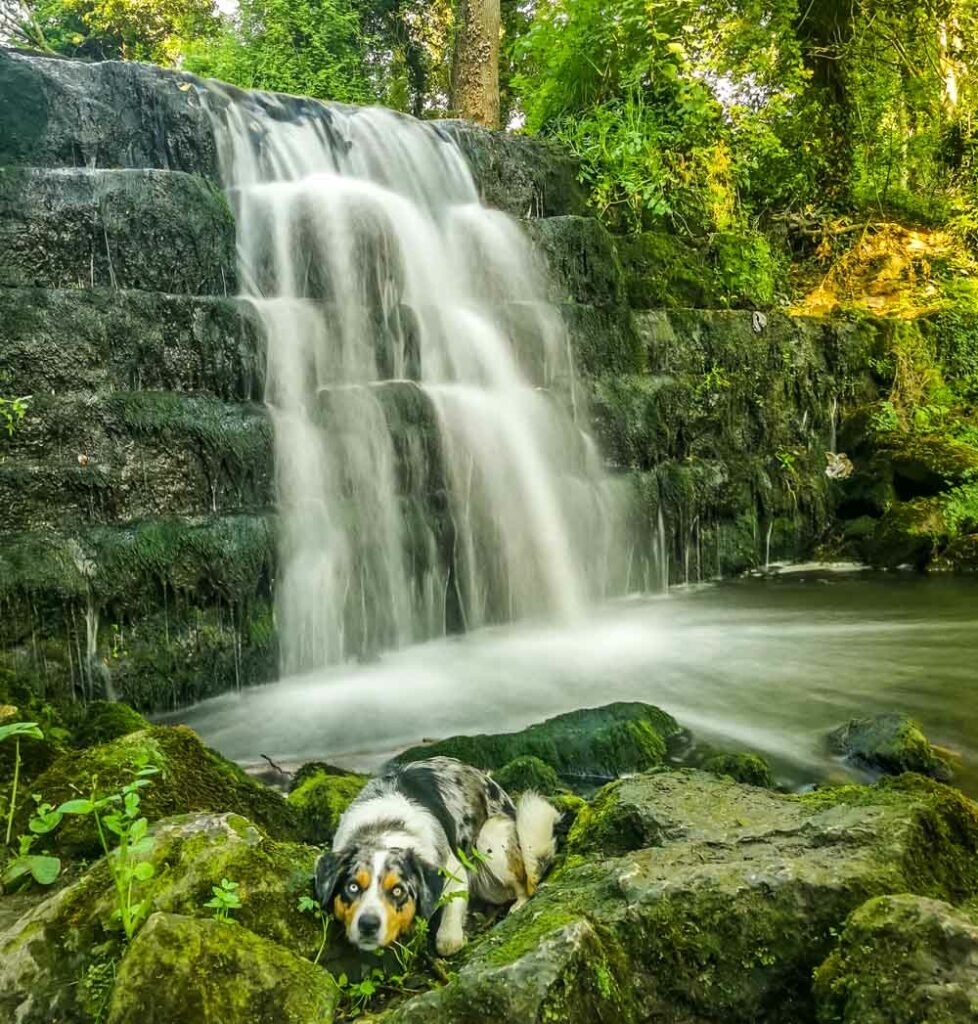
[170, 571, 978, 794]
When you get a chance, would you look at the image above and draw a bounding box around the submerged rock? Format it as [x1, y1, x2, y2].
[393, 702, 683, 781]
[287, 768, 367, 845]
[814, 894, 978, 1023]
[21, 725, 299, 857]
[699, 751, 775, 788]
[106, 912, 339, 1024]
[384, 771, 978, 1024]
[493, 756, 563, 795]
[827, 712, 952, 781]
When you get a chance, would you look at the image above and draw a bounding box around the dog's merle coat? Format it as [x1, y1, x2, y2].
[314, 756, 558, 956]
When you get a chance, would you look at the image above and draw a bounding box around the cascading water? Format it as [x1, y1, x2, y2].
[200, 86, 625, 674]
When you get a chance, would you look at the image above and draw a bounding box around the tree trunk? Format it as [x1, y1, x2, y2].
[451, 0, 500, 129]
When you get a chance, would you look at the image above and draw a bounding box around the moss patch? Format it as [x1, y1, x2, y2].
[814, 894, 978, 1023]
[22, 726, 299, 857]
[394, 702, 682, 782]
[106, 912, 339, 1024]
[287, 770, 367, 846]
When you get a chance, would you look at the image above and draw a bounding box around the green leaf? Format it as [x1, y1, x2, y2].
[56, 799, 95, 816]
[29, 810, 63, 834]
[29, 855, 61, 885]
[131, 861, 155, 882]
[0, 722, 43, 743]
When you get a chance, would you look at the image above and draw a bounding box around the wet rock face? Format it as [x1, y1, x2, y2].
[0, 49, 218, 175]
[828, 712, 953, 781]
[436, 120, 585, 219]
[814, 894, 978, 1023]
[0, 167, 236, 293]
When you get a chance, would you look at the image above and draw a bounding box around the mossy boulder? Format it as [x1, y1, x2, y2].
[106, 912, 339, 1024]
[287, 769, 367, 845]
[378, 771, 978, 1024]
[814, 894, 978, 1023]
[67, 701, 149, 749]
[827, 712, 952, 781]
[0, 811, 327, 1022]
[493, 756, 562, 796]
[866, 496, 947, 568]
[700, 752, 775, 788]
[20, 725, 299, 857]
[393, 702, 683, 782]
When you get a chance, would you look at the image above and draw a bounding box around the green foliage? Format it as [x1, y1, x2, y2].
[1, 719, 43, 849]
[18, 0, 218, 62]
[0, 394, 29, 437]
[182, 0, 370, 103]
[296, 893, 331, 964]
[204, 876, 242, 922]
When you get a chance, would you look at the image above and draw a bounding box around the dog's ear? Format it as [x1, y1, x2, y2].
[413, 855, 445, 920]
[314, 850, 343, 908]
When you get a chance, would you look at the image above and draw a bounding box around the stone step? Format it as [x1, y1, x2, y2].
[0, 167, 235, 294]
[0, 288, 265, 399]
[0, 391, 273, 529]
[0, 514, 277, 707]
[0, 48, 583, 220]
[0, 284, 633, 400]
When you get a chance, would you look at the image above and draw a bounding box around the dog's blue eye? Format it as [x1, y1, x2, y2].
[346, 882, 360, 895]
[391, 885, 405, 899]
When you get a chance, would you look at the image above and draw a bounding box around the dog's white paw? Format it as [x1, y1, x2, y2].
[435, 928, 467, 957]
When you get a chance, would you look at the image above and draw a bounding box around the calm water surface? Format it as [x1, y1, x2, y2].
[172, 573, 978, 794]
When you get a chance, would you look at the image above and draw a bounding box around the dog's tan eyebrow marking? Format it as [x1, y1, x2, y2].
[355, 868, 371, 890]
[382, 871, 401, 891]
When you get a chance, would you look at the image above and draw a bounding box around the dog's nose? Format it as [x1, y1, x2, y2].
[358, 913, 381, 937]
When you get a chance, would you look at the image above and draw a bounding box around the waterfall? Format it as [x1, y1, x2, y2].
[201, 86, 621, 673]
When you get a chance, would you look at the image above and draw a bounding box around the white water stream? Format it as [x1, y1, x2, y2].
[202, 88, 623, 673]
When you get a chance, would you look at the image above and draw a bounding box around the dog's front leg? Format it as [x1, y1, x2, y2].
[435, 851, 468, 957]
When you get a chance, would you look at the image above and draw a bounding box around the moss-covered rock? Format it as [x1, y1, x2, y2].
[287, 769, 367, 845]
[381, 916, 633, 1024]
[827, 712, 952, 781]
[0, 810, 326, 1022]
[0, 288, 265, 405]
[393, 702, 683, 781]
[814, 894, 978, 1023]
[106, 912, 339, 1024]
[866, 495, 948, 568]
[66, 701, 149, 749]
[493, 756, 562, 796]
[700, 752, 775, 788]
[21, 726, 299, 856]
[377, 770, 978, 1024]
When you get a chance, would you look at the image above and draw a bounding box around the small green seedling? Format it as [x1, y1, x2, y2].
[297, 894, 331, 963]
[205, 877, 242, 923]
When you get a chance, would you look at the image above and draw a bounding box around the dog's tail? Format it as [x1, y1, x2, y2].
[515, 792, 560, 896]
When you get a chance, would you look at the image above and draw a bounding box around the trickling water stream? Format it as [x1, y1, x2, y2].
[202, 87, 624, 673]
